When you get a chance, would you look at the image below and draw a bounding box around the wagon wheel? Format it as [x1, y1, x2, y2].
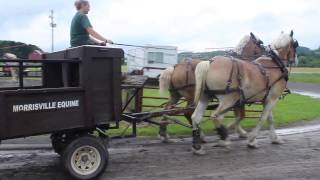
[62, 135, 108, 180]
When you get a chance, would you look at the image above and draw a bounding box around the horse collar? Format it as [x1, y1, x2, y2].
[268, 49, 289, 81]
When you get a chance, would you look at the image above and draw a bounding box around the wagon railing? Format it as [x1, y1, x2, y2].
[0, 59, 81, 90]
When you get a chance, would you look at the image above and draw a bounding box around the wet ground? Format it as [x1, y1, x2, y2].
[288, 82, 320, 98]
[1, 123, 320, 180]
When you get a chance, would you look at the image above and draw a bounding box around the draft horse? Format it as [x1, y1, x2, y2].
[159, 33, 265, 142]
[191, 31, 299, 155]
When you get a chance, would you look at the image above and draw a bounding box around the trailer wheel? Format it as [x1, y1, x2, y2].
[62, 135, 108, 180]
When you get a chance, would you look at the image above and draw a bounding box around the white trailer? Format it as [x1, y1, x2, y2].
[127, 45, 178, 78]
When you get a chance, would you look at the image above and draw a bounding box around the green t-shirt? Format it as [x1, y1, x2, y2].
[70, 12, 92, 47]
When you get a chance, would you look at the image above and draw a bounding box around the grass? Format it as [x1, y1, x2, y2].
[291, 67, 320, 74]
[109, 88, 320, 137]
[288, 67, 320, 84]
[290, 73, 320, 85]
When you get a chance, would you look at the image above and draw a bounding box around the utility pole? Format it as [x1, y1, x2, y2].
[49, 10, 57, 52]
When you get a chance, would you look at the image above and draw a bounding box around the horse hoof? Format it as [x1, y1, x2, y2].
[271, 139, 283, 145]
[158, 134, 171, 143]
[192, 146, 206, 155]
[247, 141, 258, 149]
[247, 138, 258, 149]
[201, 139, 207, 144]
[247, 144, 258, 149]
[217, 140, 231, 147]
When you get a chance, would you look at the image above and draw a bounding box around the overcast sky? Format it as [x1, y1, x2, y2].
[1, 0, 319, 52]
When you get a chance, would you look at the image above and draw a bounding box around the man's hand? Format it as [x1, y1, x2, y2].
[99, 41, 106, 46]
[105, 39, 114, 44]
[87, 27, 113, 44]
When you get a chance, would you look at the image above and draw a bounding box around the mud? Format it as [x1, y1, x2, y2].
[1, 126, 320, 180]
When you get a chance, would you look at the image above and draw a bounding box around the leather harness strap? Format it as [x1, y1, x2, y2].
[204, 51, 289, 118]
[205, 50, 289, 107]
[252, 61, 270, 102]
[205, 57, 242, 98]
[169, 61, 196, 93]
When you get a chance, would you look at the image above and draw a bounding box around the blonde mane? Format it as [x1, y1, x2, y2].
[233, 35, 251, 55]
[270, 32, 292, 50]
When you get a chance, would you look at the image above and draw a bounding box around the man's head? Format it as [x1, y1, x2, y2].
[75, 0, 90, 14]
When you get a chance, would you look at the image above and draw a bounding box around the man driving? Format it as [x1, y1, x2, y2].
[70, 0, 113, 47]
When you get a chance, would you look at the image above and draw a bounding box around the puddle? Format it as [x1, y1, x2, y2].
[276, 124, 320, 136]
[293, 91, 320, 99]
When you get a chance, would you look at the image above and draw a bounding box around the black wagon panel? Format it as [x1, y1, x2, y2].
[0, 46, 124, 140]
[43, 46, 123, 125]
[0, 90, 86, 139]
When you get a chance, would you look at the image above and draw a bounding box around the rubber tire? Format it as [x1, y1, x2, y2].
[62, 135, 108, 180]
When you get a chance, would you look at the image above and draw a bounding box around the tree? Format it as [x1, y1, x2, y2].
[0, 41, 43, 59]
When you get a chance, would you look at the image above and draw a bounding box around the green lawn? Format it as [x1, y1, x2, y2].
[288, 67, 320, 84]
[290, 73, 320, 85]
[109, 88, 320, 137]
[291, 67, 320, 74]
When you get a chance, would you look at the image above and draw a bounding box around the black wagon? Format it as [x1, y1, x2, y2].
[0, 46, 123, 179]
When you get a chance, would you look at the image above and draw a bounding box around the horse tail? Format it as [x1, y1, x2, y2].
[159, 66, 175, 95]
[194, 61, 210, 103]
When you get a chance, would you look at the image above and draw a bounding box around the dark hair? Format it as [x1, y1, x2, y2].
[75, 0, 89, 10]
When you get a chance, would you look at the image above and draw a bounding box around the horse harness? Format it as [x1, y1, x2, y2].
[204, 50, 289, 114]
[169, 61, 196, 93]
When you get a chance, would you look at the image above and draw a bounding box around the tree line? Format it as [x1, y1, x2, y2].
[178, 46, 320, 67]
[0, 41, 42, 59]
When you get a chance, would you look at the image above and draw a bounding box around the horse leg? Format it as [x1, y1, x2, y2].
[228, 106, 247, 139]
[211, 96, 240, 147]
[184, 101, 193, 125]
[247, 99, 278, 148]
[191, 95, 209, 155]
[211, 112, 230, 147]
[267, 112, 282, 144]
[10, 67, 18, 82]
[185, 101, 206, 143]
[159, 92, 181, 143]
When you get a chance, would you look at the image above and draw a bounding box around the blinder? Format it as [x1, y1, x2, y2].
[250, 32, 264, 46]
[293, 39, 299, 49]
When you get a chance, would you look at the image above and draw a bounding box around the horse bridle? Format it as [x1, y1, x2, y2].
[269, 39, 299, 65]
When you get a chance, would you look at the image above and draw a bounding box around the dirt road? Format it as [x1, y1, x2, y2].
[288, 82, 320, 98]
[1, 125, 320, 180]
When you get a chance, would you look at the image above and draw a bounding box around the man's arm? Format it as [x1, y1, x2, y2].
[87, 27, 113, 44]
[89, 36, 102, 44]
